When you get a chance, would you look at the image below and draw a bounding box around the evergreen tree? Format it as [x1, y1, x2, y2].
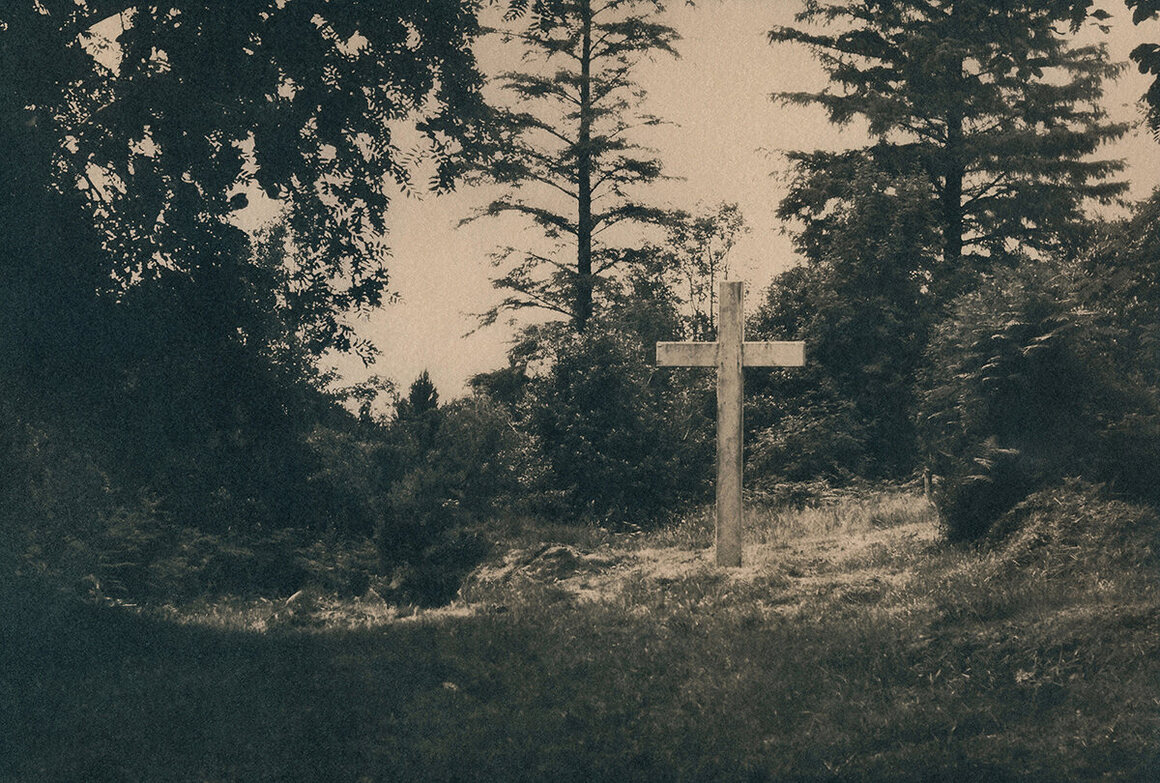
[770, 0, 1128, 306]
[392, 370, 442, 459]
[468, 0, 680, 332]
[398, 371, 441, 421]
[517, 320, 712, 523]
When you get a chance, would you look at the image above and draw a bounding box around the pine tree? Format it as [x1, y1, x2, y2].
[388, 370, 443, 489]
[399, 371, 440, 421]
[770, 0, 1128, 306]
[468, 0, 679, 333]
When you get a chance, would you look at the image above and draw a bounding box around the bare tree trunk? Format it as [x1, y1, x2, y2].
[575, 0, 594, 333]
[943, 103, 964, 287]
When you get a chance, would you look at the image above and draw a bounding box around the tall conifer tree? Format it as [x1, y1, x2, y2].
[469, 0, 679, 332]
[770, 0, 1128, 306]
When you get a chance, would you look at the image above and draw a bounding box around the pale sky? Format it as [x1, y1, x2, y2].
[327, 0, 1160, 400]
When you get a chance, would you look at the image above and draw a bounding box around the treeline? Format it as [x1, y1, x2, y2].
[746, 0, 1160, 541]
[5, 0, 1160, 607]
[0, 0, 724, 606]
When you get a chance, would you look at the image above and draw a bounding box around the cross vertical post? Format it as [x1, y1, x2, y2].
[656, 280, 806, 567]
[716, 281, 744, 566]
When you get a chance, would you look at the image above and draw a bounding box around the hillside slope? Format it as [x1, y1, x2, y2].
[3, 486, 1157, 781]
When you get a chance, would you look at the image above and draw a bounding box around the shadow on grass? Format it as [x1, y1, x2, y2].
[3, 585, 717, 782]
[2, 584, 515, 782]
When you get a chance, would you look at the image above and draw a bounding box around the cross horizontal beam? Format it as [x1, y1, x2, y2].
[655, 340, 806, 368]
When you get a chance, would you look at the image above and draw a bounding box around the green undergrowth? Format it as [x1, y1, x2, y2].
[3, 484, 1158, 781]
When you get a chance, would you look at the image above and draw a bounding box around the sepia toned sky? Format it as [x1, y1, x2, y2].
[326, 0, 1160, 400]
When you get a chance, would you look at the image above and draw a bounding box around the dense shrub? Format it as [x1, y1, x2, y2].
[380, 395, 535, 554]
[934, 442, 1043, 542]
[915, 194, 1160, 539]
[986, 480, 1159, 578]
[516, 322, 712, 526]
[377, 394, 537, 603]
[746, 167, 934, 484]
[303, 422, 391, 539]
[747, 390, 868, 488]
[4, 392, 391, 601]
[919, 259, 1128, 540]
[1076, 193, 1160, 506]
[3, 415, 115, 590]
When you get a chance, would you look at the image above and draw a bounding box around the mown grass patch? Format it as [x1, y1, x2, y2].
[3, 485, 1158, 781]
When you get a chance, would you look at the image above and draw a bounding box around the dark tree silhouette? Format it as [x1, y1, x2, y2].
[1, 0, 489, 361]
[1123, 1, 1160, 136]
[749, 166, 936, 480]
[396, 371, 440, 422]
[770, 0, 1128, 307]
[0, 1, 493, 540]
[467, 0, 680, 332]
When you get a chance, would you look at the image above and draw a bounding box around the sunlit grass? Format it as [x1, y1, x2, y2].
[644, 487, 937, 553]
[749, 487, 938, 545]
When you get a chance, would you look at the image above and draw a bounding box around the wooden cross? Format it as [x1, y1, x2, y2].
[657, 281, 805, 567]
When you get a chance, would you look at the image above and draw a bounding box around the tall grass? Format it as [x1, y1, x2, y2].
[749, 488, 937, 544]
[648, 487, 936, 552]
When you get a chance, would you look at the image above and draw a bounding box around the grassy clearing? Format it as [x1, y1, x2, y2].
[3, 485, 1158, 781]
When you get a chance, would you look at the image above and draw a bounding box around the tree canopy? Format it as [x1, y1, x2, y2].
[1, 1, 497, 568]
[1124, 1, 1160, 136]
[2, 0, 489, 358]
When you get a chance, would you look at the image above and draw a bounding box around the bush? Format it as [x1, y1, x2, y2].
[919, 259, 1127, 540]
[389, 528, 492, 607]
[935, 442, 1043, 542]
[746, 166, 935, 482]
[1077, 193, 1160, 506]
[303, 423, 389, 538]
[747, 389, 868, 488]
[3, 408, 392, 601]
[4, 416, 115, 590]
[517, 322, 712, 526]
[986, 480, 1160, 578]
[377, 395, 534, 603]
